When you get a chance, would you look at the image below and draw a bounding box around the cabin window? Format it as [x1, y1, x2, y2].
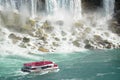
[41, 66, 52, 69]
[24, 66, 31, 69]
[31, 68, 37, 70]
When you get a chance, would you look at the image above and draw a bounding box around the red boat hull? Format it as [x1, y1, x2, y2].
[21, 61, 59, 73]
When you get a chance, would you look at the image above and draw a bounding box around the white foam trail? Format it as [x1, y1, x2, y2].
[96, 72, 115, 76]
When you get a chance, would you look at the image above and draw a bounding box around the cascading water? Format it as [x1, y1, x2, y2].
[0, 0, 82, 19]
[45, 0, 82, 20]
[57, 0, 70, 9]
[45, 0, 58, 14]
[31, 0, 37, 18]
[0, 0, 120, 53]
[103, 0, 115, 17]
[7, 0, 16, 10]
[0, 0, 39, 18]
[73, 0, 82, 20]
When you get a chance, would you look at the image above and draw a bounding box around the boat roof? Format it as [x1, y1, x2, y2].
[24, 61, 53, 67]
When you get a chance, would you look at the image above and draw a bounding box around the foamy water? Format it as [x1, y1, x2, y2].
[0, 0, 119, 53]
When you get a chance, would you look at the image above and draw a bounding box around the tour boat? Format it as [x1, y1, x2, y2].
[21, 60, 59, 74]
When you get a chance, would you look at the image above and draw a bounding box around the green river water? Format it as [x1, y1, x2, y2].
[0, 49, 120, 80]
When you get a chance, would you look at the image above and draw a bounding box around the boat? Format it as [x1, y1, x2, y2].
[21, 60, 60, 74]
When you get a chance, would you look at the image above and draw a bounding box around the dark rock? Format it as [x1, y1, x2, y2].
[82, 0, 102, 11]
[23, 37, 30, 43]
[85, 43, 94, 49]
[8, 33, 22, 44]
[106, 44, 112, 49]
[103, 40, 111, 44]
[54, 37, 60, 41]
[41, 36, 47, 41]
[72, 40, 80, 47]
[52, 42, 59, 47]
[93, 35, 103, 42]
[119, 45, 120, 48]
[115, 0, 120, 13]
[114, 12, 120, 23]
[19, 43, 26, 48]
[102, 40, 113, 49]
[84, 39, 90, 44]
[61, 31, 67, 36]
[8, 33, 21, 40]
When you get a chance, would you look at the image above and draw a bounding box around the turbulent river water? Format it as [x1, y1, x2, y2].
[0, 49, 120, 80]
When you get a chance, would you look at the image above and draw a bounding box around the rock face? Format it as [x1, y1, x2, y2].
[114, 11, 120, 24]
[115, 0, 120, 12]
[114, 0, 120, 26]
[0, 0, 120, 53]
[82, 0, 102, 11]
[109, 19, 120, 36]
[104, 0, 120, 36]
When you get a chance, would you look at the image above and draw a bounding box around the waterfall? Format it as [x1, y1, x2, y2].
[31, 0, 37, 18]
[0, 0, 82, 19]
[45, 0, 58, 14]
[0, 0, 39, 18]
[57, 0, 70, 9]
[73, 0, 82, 20]
[45, 0, 82, 19]
[103, 0, 115, 16]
